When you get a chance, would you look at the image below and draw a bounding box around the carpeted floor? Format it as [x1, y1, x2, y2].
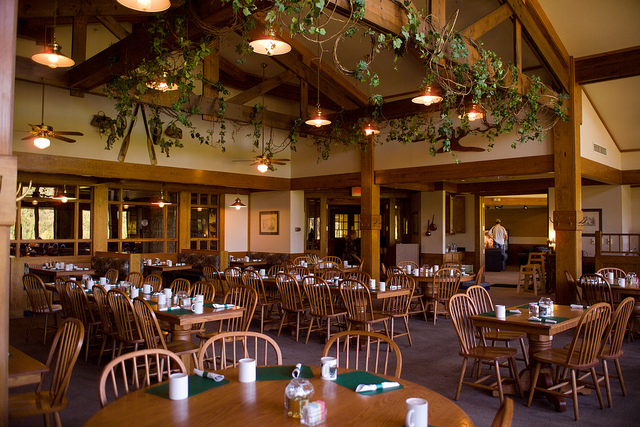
[8, 274, 640, 426]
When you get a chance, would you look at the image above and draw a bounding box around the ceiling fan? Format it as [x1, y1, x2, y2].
[22, 84, 83, 149]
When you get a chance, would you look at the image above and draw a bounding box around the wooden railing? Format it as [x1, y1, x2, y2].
[595, 231, 640, 272]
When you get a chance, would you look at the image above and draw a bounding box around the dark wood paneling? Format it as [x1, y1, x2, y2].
[575, 46, 640, 84]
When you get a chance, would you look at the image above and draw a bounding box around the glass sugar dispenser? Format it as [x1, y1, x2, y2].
[284, 363, 314, 418]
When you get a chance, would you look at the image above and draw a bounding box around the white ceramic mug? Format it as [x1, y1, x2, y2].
[169, 373, 189, 400]
[607, 272, 615, 284]
[100, 277, 107, 286]
[379, 281, 386, 292]
[191, 301, 204, 314]
[369, 279, 376, 289]
[239, 358, 256, 383]
[163, 288, 172, 299]
[406, 397, 428, 427]
[143, 284, 152, 294]
[495, 305, 506, 320]
[321, 357, 337, 380]
[194, 294, 204, 304]
[167, 260, 173, 267]
[618, 277, 626, 287]
[130, 287, 139, 299]
[157, 294, 167, 305]
[259, 269, 266, 276]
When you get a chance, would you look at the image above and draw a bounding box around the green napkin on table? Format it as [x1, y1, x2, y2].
[256, 365, 314, 381]
[334, 371, 403, 395]
[145, 375, 229, 399]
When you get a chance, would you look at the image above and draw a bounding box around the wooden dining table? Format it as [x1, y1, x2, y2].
[144, 263, 193, 288]
[84, 366, 474, 426]
[260, 276, 411, 300]
[9, 345, 48, 388]
[29, 266, 95, 282]
[471, 303, 585, 411]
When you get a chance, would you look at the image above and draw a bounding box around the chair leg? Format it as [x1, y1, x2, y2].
[590, 367, 605, 410]
[570, 369, 580, 421]
[527, 362, 542, 407]
[43, 413, 51, 427]
[43, 313, 49, 345]
[277, 312, 286, 337]
[494, 360, 505, 403]
[613, 359, 626, 396]
[519, 337, 529, 366]
[602, 360, 612, 408]
[455, 358, 468, 400]
[53, 411, 62, 427]
[509, 356, 523, 399]
[403, 316, 412, 346]
[26, 314, 37, 343]
[305, 317, 315, 344]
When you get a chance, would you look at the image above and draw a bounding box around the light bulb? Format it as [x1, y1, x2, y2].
[235, 205, 241, 210]
[48, 54, 59, 68]
[257, 163, 269, 173]
[61, 196, 68, 203]
[137, 0, 151, 10]
[32, 200, 38, 206]
[157, 201, 165, 208]
[34, 137, 50, 149]
[197, 207, 203, 212]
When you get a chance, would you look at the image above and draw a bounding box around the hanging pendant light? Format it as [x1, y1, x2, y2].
[305, 40, 331, 128]
[31, 0, 74, 69]
[117, 0, 170, 12]
[152, 184, 172, 207]
[230, 191, 246, 210]
[411, 86, 443, 106]
[466, 103, 484, 121]
[249, 28, 291, 56]
[52, 185, 77, 203]
[257, 161, 269, 173]
[146, 71, 177, 92]
[363, 122, 380, 136]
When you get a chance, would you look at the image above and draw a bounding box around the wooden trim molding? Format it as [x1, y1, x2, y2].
[581, 158, 623, 185]
[575, 46, 640, 84]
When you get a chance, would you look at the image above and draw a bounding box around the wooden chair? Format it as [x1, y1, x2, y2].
[281, 260, 295, 269]
[516, 263, 544, 295]
[596, 267, 626, 305]
[322, 256, 342, 265]
[527, 303, 611, 421]
[449, 294, 522, 404]
[382, 274, 415, 345]
[288, 266, 310, 279]
[345, 271, 371, 284]
[322, 330, 402, 378]
[92, 285, 118, 365]
[189, 280, 216, 334]
[125, 272, 143, 288]
[340, 278, 389, 335]
[203, 265, 226, 301]
[169, 278, 191, 295]
[196, 285, 258, 344]
[267, 264, 287, 276]
[389, 269, 427, 322]
[98, 348, 187, 408]
[67, 281, 101, 361]
[397, 260, 419, 273]
[490, 398, 514, 427]
[197, 331, 283, 371]
[564, 270, 581, 304]
[317, 266, 342, 281]
[428, 267, 462, 324]
[528, 252, 547, 288]
[467, 285, 529, 365]
[579, 274, 613, 306]
[276, 273, 309, 342]
[314, 261, 338, 275]
[224, 267, 243, 288]
[443, 262, 462, 271]
[107, 289, 144, 356]
[9, 318, 84, 427]
[242, 269, 280, 334]
[143, 274, 163, 292]
[132, 298, 199, 365]
[293, 256, 314, 266]
[54, 278, 73, 320]
[572, 297, 634, 408]
[105, 269, 119, 284]
[23, 273, 62, 345]
[302, 276, 347, 344]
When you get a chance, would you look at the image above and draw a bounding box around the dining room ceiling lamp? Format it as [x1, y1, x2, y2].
[52, 185, 77, 203]
[117, 0, 170, 12]
[411, 86, 443, 106]
[230, 192, 246, 210]
[257, 160, 269, 173]
[305, 44, 331, 128]
[152, 185, 172, 208]
[146, 71, 177, 92]
[33, 132, 51, 149]
[31, 0, 75, 69]
[249, 27, 291, 56]
[464, 102, 484, 121]
[362, 121, 380, 136]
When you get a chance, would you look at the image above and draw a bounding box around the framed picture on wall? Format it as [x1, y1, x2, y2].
[259, 211, 279, 235]
[582, 208, 602, 236]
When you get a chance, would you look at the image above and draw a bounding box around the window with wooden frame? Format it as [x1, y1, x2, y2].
[189, 192, 219, 250]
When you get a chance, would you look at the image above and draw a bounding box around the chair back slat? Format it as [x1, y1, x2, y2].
[386, 266, 406, 277]
[126, 272, 143, 288]
[579, 274, 613, 306]
[143, 274, 163, 292]
[54, 278, 73, 318]
[322, 330, 402, 378]
[132, 298, 166, 350]
[169, 278, 191, 295]
[203, 265, 226, 298]
[197, 331, 283, 371]
[92, 285, 114, 336]
[449, 294, 480, 355]
[105, 269, 119, 284]
[23, 274, 53, 314]
[287, 266, 310, 279]
[224, 267, 243, 287]
[345, 271, 371, 284]
[435, 268, 462, 302]
[318, 267, 343, 281]
[276, 273, 305, 311]
[303, 276, 335, 317]
[107, 289, 141, 343]
[46, 318, 84, 407]
[565, 302, 611, 366]
[67, 281, 96, 325]
[604, 297, 634, 356]
[190, 280, 215, 302]
[242, 270, 268, 303]
[221, 285, 257, 332]
[383, 275, 414, 314]
[340, 279, 375, 322]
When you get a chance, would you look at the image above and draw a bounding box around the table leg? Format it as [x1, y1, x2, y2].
[171, 325, 195, 372]
[522, 334, 567, 412]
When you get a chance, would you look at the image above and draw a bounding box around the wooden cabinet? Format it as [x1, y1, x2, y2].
[446, 195, 465, 234]
[443, 251, 464, 264]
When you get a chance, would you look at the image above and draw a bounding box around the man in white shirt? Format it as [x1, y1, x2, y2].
[489, 219, 508, 250]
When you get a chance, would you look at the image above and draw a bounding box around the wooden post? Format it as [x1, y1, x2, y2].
[0, 0, 17, 421]
[474, 195, 485, 275]
[320, 195, 328, 257]
[554, 57, 582, 304]
[92, 186, 108, 252]
[360, 136, 381, 281]
[202, 39, 220, 122]
[178, 191, 190, 253]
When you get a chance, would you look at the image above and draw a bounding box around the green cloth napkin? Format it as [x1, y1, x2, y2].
[157, 307, 192, 315]
[333, 371, 403, 395]
[528, 316, 569, 323]
[478, 310, 519, 318]
[145, 375, 229, 399]
[517, 304, 530, 309]
[256, 365, 314, 381]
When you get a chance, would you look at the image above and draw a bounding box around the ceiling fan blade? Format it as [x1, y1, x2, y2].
[54, 131, 84, 136]
[272, 158, 290, 162]
[232, 159, 254, 163]
[271, 161, 287, 165]
[51, 135, 76, 143]
[21, 135, 36, 140]
[28, 124, 41, 130]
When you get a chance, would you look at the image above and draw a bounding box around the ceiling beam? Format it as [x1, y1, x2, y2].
[485, 196, 547, 206]
[95, 15, 131, 40]
[291, 173, 361, 191]
[581, 157, 622, 185]
[575, 46, 640, 84]
[459, 178, 555, 196]
[460, 4, 512, 39]
[227, 69, 295, 106]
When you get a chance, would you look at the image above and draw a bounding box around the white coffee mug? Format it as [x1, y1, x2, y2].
[369, 279, 376, 289]
[191, 301, 204, 314]
[239, 358, 256, 383]
[259, 269, 266, 276]
[321, 357, 337, 380]
[495, 305, 506, 320]
[100, 277, 107, 286]
[607, 272, 615, 284]
[169, 373, 189, 400]
[130, 287, 139, 299]
[163, 288, 172, 299]
[167, 260, 173, 267]
[157, 294, 167, 305]
[245, 256, 250, 262]
[379, 281, 386, 292]
[143, 284, 152, 294]
[406, 397, 428, 427]
[618, 277, 626, 287]
[194, 294, 204, 303]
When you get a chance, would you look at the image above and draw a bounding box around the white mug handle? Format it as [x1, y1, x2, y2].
[406, 409, 415, 427]
[321, 363, 329, 378]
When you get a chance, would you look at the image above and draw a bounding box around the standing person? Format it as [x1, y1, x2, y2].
[489, 219, 508, 250]
[342, 230, 361, 265]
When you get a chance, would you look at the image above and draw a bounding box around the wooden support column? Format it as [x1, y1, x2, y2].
[202, 39, 220, 121]
[320, 195, 328, 257]
[0, 0, 17, 420]
[387, 197, 396, 248]
[430, 0, 447, 27]
[93, 186, 108, 252]
[553, 57, 582, 304]
[360, 136, 381, 281]
[71, 16, 88, 98]
[474, 195, 485, 275]
[178, 191, 190, 252]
